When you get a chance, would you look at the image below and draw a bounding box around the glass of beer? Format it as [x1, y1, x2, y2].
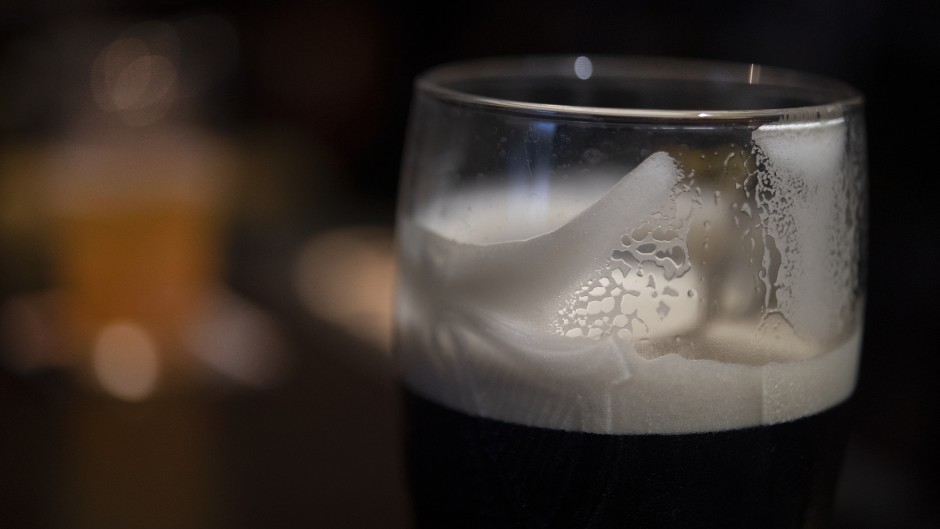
[393, 55, 866, 529]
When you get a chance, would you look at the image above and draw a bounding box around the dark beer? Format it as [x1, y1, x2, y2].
[403, 388, 851, 529]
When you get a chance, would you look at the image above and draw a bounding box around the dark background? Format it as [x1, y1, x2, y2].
[1, 0, 938, 528]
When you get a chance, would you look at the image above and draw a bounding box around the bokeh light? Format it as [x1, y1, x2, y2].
[294, 226, 396, 355]
[92, 321, 160, 401]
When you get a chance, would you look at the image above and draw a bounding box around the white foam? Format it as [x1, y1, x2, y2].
[752, 117, 861, 345]
[395, 148, 862, 434]
[402, 153, 681, 329]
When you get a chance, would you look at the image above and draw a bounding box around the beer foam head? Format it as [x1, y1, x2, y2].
[395, 133, 862, 434]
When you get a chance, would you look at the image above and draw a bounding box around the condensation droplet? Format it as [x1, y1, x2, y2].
[611, 268, 625, 285]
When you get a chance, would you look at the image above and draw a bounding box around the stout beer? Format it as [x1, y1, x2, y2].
[394, 56, 866, 529]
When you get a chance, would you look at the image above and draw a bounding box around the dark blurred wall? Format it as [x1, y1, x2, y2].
[1, 0, 937, 528]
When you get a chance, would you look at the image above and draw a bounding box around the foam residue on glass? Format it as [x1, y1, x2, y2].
[395, 119, 863, 435]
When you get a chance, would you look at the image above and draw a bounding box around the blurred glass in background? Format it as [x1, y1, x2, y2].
[0, 6, 406, 529]
[2, 15, 283, 395]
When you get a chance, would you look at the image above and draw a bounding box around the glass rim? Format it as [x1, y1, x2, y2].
[415, 54, 864, 122]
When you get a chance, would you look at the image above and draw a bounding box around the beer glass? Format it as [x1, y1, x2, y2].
[393, 55, 866, 529]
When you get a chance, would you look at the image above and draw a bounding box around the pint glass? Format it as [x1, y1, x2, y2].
[393, 56, 867, 529]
